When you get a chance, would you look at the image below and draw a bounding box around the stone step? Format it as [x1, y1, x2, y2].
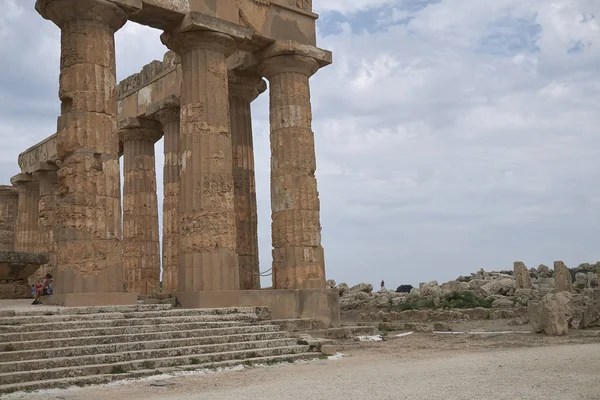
[0, 338, 299, 374]
[0, 321, 252, 342]
[0, 304, 173, 318]
[307, 325, 378, 339]
[0, 344, 310, 385]
[0, 314, 258, 333]
[262, 319, 329, 332]
[0, 307, 259, 325]
[0, 352, 317, 395]
[2, 325, 280, 351]
[0, 331, 291, 362]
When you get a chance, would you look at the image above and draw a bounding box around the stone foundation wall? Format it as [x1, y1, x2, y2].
[0, 280, 30, 299]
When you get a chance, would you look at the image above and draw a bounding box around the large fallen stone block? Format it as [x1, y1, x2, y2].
[480, 278, 514, 297]
[528, 292, 573, 336]
[349, 283, 373, 294]
[570, 294, 600, 330]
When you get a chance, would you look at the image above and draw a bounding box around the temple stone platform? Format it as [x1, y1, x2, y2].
[43, 293, 139, 307]
[177, 288, 340, 327]
[0, 251, 49, 299]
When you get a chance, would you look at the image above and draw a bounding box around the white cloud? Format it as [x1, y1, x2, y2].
[314, 0, 397, 14]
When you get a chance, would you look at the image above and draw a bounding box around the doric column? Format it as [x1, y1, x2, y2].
[32, 165, 59, 281]
[229, 73, 266, 290]
[258, 54, 326, 290]
[161, 30, 240, 292]
[153, 104, 181, 294]
[119, 119, 162, 295]
[0, 186, 19, 251]
[35, 0, 128, 295]
[10, 174, 41, 253]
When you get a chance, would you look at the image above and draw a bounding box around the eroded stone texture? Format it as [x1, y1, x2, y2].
[10, 174, 40, 253]
[36, 0, 128, 295]
[120, 119, 162, 295]
[514, 261, 533, 290]
[0, 186, 19, 251]
[229, 73, 265, 290]
[258, 54, 325, 290]
[162, 30, 240, 292]
[0, 250, 49, 299]
[153, 105, 181, 294]
[555, 261, 573, 293]
[30, 168, 59, 284]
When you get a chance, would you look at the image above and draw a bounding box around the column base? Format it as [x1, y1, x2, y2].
[44, 293, 138, 307]
[176, 288, 340, 327]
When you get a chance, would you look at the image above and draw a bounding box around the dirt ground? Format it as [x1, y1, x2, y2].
[6, 327, 600, 400]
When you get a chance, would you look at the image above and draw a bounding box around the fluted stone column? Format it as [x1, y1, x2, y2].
[161, 30, 240, 292]
[32, 167, 59, 282]
[154, 106, 181, 294]
[10, 174, 41, 253]
[36, 0, 127, 295]
[229, 73, 265, 290]
[120, 119, 162, 295]
[0, 186, 19, 251]
[259, 55, 326, 290]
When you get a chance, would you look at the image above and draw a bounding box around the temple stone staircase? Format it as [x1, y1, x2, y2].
[0, 304, 316, 394]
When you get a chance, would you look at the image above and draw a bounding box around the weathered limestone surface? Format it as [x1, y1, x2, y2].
[528, 292, 573, 335]
[151, 102, 181, 294]
[10, 174, 40, 253]
[162, 29, 240, 292]
[120, 118, 162, 295]
[514, 261, 533, 290]
[29, 168, 59, 284]
[0, 186, 19, 251]
[0, 250, 49, 300]
[134, 1, 317, 43]
[18, 135, 58, 174]
[259, 54, 325, 289]
[118, 51, 181, 122]
[229, 73, 265, 290]
[555, 261, 573, 293]
[36, 0, 128, 295]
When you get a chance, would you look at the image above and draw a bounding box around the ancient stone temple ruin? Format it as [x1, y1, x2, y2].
[0, 0, 338, 324]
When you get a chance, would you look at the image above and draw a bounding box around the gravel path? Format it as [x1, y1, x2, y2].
[10, 340, 600, 400]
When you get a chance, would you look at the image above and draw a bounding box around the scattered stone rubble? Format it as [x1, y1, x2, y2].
[334, 261, 600, 335]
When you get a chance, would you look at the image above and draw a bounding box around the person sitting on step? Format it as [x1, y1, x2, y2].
[32, 274, 53, 305]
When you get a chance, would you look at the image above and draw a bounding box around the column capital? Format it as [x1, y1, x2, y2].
[33, 169, 59, 183]
[35, 0, 128, 31]
[153, 107, 181, 126]
[118, 118, 163, 143]
[0, 185, 18, 198]
[147, 97, 181, 125]
[258, 55, 320, 80]
[228, 72, 267, 102]
[10, 173, 37, 187]
[161, 30, 236, 57]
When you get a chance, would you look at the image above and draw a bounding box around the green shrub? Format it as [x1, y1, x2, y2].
[441, 291, 493, 309]
[394, 298, 437, 311]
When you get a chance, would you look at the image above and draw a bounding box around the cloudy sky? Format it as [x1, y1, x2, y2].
[1, 0, 599, 289]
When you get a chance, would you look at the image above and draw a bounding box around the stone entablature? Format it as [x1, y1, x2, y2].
[121, 0, 318, 44]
